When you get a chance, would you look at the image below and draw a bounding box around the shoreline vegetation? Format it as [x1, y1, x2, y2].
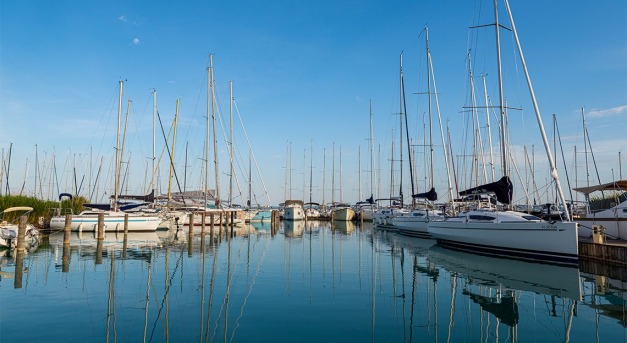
[0, 195, 87, 228]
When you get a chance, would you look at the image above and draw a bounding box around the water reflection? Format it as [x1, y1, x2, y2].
[0, 224, 624, 342]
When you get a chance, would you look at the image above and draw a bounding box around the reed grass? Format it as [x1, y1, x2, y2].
[0, 195, 87, 225]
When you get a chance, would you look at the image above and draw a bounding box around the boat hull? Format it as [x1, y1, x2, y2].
[284, 207, 305, 221]
[427, 219, 579, 266]
[50, 214, 161, 232]
[575, 217, 627, 240]
[332, 208, 355, 221]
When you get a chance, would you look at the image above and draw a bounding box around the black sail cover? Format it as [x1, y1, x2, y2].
[412, 187, 438, 201]
[458, 176, 513, 204]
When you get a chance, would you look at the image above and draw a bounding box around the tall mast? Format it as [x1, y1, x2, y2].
[205, 61, 210, 208]
[229, 80, 234, 207]
[493, 0, 508, 177]
[210, 54, 221, 208]
[332, 142, 335, 205]
[248, 149, 252, 207]
[426, 28, 435, 191]
[309, 140, 313, 204]
[398, 54, 404, 207]
[113, 80, 123, 211]
[358, 146, 362, 201]
[322, 148, 326, 207]
[167, 99, 180, 205]
[482, 75, 496, 182]
[150, 89, 157, 197]
[339, 146, 343, 203]
[504, 0, 570, 218]
[289, 141, 293, 199]
[369, 100, 375, 201]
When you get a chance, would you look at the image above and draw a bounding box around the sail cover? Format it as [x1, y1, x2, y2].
[413, 187, 438, 201]
[459, 176, 513, 204]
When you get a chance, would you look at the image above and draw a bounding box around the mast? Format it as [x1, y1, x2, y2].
[119, 98, 131, 195]
[482, 75, 496, 182]
[229, 80, 234, 207]
[504, 0, 571, 218]
[113, 80, 123, 211]
[426, 28, 435, 191]
[358, 146, 362, 201]
[339, 146, 343, 203]
[493, 0, 508, 178]
[167, 99, 180, 205]
[332, 142, 335, 205]
[398, 54, 405, 207]
[369, 100, 375, 202]
[322, 148, 326, 207]
[248, 149, 252, 207]
[151, 89, 156, 196]
[309, 141, 313, 204]
[210, 55, 221, 208]
[205, 63, 210, 209]
[582, 108, 590, 187]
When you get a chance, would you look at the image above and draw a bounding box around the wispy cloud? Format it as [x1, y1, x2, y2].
[132, 38, 140, 45]
[587, 105, 627, 118]
[118, 15, 127, 22]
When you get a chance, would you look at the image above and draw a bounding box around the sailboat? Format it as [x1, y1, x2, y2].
[573, 180, 627, 240]
[49, 81, 161, 233]
[393, 27, 449, 238]
[427, 0, 579, 266]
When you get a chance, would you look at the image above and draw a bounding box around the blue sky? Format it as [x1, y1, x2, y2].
[1, 0, 625, 207]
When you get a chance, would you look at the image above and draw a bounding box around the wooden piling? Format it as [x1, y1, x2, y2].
[97, 213, 105, 240]
[15, 215, 27, 254]
[62, 240, 70, 273]
[64, 214, 72, 231]
[209, 214, 215, 244]
[95, 240, 103, 265]
[201, 212, 206, 234]
[14, 249, 24, 289]
[123, 214, 129, 236]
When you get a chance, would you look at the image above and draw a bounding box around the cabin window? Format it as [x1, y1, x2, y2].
[522, 215, 540, 221]
[413, 213, 424, 217]
[469, 215, 495, 221]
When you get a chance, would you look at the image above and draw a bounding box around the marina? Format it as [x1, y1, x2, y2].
[1, 221, 625, 342]
[1, 1, 626, 341]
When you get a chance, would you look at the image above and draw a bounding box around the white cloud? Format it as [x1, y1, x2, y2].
[587, 105, 627, 118]
[118, 15, 127, 22]
[132, 38, 140, 45]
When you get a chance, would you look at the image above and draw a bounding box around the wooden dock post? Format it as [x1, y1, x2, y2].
[592, 225, 605, 244]
[123, 214, 129, 236]
[64, 213, 72, 232]
[210, 214, 215, 244]
[97, 213, 105, 240]
[15, 215, 27, 253]
[13, 215, 28, 289]
[95, 239, 103, 265]
[62, 240, 71, 273]
[230, 211, 235, 237]
[219, 213, 223, 243]
[201, 213, 206, 234]
[14, 248, 24, 289]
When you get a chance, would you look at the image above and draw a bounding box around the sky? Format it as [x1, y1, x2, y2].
[1, 0, 626, 207]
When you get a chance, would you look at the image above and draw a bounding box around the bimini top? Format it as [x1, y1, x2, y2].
[573, 180, 627, 195]
[1, 206, 34, 214]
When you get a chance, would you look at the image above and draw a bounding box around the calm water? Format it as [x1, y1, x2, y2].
[1, 221, 625, 342]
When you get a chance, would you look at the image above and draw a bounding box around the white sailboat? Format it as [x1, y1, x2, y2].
[49, 81, 160, 233]
[283, 200, 305, 221]
[573, 180, 627, 240]
[427, 0, 579, 266]
[393, 27, 450, 237]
